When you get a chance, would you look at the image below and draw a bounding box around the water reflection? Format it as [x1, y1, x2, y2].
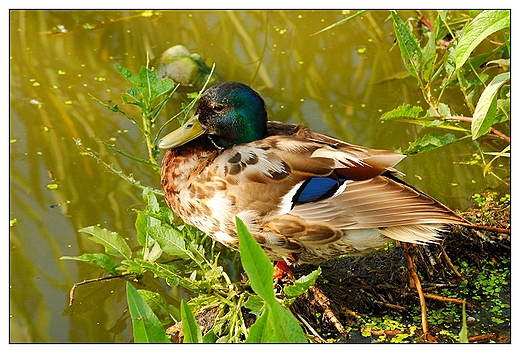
[9, 10, 509, 342]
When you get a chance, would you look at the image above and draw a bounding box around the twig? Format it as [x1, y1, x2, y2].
[463, 223, 510, 235]
[361, 327, 406, 337]
[404, 244, 436, 342]
[75, 138, 163, 196]
[374, 300, 407, 312]
[339, 304, 362, 319]
[413, 291, 474, 311]
[416, 10, 434, 32]
[439, 244, 465, 280]
[68, 274, 130, 307]
[308, 285, 348, 338]
[468, 333, 498, 342]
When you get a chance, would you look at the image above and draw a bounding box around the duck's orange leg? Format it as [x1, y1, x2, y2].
[273, 260, 294, 279]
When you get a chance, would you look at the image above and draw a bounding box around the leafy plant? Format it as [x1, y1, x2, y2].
[387, 10, 510, 179]
[318, 10, 510, 181]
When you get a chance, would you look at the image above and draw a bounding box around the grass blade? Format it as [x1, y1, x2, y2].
[311, 10, 368, 36]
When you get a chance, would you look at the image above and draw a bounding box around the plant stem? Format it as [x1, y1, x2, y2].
[444, 116, 510, 143]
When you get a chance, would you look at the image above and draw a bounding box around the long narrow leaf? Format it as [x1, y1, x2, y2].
[126, 282, 170, 343]
[236, 217, 275, 303]
[268, 303, 307, 343]
[236, 217, 307, 343]
[391, 11, 423, 81]
[456, 10, 510, 69]
[180, 299, 203, 343]
[472, 72, 510, 140]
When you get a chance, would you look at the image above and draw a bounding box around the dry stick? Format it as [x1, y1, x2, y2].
[439, 244, 466, 280]
[417, 292, 474, 311]
[308, 285, 348, 338]
[361, 327, 406, 337]
[463, 223, 510, 235]
[468, 333, 498, 342]
[416, 10, 434, 32]
[283, 266, 347, 338]
[68, 274, 129, 307]
[374, 300, 407, 312]
[403, 244, 435, 342]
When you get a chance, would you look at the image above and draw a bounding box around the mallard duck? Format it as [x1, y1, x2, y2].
[159, 82, 468, 264]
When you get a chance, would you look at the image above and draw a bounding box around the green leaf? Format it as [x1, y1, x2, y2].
[265, 302, 307, 342]
[126, 282, 171, 343]
[421, 13, 443, 82]
[60, 253, 119, 275]
[472, 72, 510, 140]
[79, 226, 132, 260]
[236, 217, 307, 343]
[391, 11, 423, 81]
[202, 329, 217, 343]
[244, 295, 265, 316]
[284, 268, 322, 297]
[456, 10, 510, 69]
[115, 64, 141, 87]
[138, 289, 180, 324]
[143, 187, 160, 212]
[119, 259, 146, 276]
[236, 217, 275, 303]
[247, 304, 308, 343]
[145, 241, 163, 263]
[246, 305, 271, 342]
[404, 132, 459, 155]
[488, 58, 510, 72]
[381, 103, 424, 121]
[180, 299, 203, 343]
[436, 102, 452, 117]
[146, 224, 193, 260]
[135, 211, 160, 248]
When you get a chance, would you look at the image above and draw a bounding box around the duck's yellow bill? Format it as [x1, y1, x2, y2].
[158, 114, 206, 149]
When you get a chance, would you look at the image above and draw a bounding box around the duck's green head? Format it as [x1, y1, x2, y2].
[158, 82, 268, 149]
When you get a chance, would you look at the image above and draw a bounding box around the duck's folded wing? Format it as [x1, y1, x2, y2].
[289, 173, 467, 229]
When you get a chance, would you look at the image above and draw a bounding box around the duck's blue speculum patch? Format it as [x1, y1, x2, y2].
[292, 175, 349, 206]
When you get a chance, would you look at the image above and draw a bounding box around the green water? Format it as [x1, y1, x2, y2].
[9, 10, 509, 342]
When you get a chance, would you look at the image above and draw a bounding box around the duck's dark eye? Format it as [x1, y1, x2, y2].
[213, 103, 225, 112]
